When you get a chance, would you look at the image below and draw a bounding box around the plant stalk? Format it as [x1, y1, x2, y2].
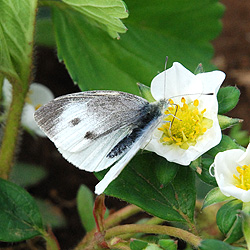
[0, 83, 29, 179]
[105, 224, 202, 248]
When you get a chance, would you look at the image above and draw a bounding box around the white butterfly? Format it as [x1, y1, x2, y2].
[34, 90, 167, 194]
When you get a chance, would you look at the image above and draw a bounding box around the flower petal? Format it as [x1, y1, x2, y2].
[151, 62, 201, 101]
[213, 148, 250, 202]
[29, 83, 54, 106]
[195, 71, 225, 95]
[2, 79, 13, 107]
[21, 104, 47, 137]
[147, 62, 224, 165]
[238, 143, 250, 166]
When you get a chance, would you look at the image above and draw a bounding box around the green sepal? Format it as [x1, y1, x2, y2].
[216, 200, 243, 242]
[241, 202, 250, 250]
[203, 187, 234, 209]
[218, 115, 243, 130]
[194, 63, 204, 74]
[195, 157, 217, 187]
[130, 239, 149, 250]
[229, 124, 250, 147]
[137, 83, 156, 102]
[158, 239, 177, 250]
[217, 86, 240, 115]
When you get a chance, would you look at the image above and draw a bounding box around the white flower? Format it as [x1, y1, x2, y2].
[213, 143, 250, 202]
[2, 79, 54, 137]
[145, 62, 226, 165]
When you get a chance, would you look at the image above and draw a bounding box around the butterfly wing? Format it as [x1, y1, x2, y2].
[34, 90, 151, 172]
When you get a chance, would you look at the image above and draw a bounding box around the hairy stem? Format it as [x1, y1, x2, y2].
[0, 83, 29, 179]
[42, 229, 61, 250]
[105, 224, 202, 248]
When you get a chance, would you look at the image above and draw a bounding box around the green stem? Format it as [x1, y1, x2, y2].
[0, 0, 37, 179]
[105, 224, 202, 248]
[74, 204, 142, 250]
[107, 242, 130, 250]
[104, 204, 142, 229]
[42, 230, 61, 250]
[119, 216, 165, 240]
[0, 83, 29, 179]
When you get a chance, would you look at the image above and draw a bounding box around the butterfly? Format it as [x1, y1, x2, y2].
[34, 90, 167, 194]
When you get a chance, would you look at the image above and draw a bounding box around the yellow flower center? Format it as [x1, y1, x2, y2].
[158, 97, 213, 150]
[233, 164, 250, 190]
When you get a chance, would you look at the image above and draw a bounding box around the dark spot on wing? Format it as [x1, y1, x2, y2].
[84, 131, 97, 140]
[70, 118, 81, 126]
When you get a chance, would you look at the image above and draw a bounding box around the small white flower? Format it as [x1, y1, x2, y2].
[213, 143, 250, 202]
[145, 62, 226, 165]
[2, 79, 54, 137]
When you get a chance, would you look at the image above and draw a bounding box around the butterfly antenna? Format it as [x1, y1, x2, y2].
[163, 56, 168, 101]
[168, 103, 181, 138]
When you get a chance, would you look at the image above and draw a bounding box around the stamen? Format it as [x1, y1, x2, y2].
[35, 104, 42, 110]
[194, 99, 199, 106]
[158, 97, 213, 149]
[233, 164, 250, 190]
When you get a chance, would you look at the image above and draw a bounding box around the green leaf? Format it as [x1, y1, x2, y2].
[0, 0, 37, 83]
[35, 199, 66, 229]
[35, 18, 56, 47]
[62, 0, 128, 38]
[229, 123, 250, 147]
[96, 153, 196, 223]
[52, 0, 224, 93]
[0, 178, 44, 242]
[216, 200, 242, 239]
[207, 135, 242, 157]
[217, 86, 240, 115]
[218, 115, 242, 130]
[77, 184, 96, 232]
[203, 187, 234, 209]
[199, 239, 245, 250]
[9, 163, 47, 188]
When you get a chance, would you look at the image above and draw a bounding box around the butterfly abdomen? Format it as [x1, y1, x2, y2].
[107, 102, 162, 158]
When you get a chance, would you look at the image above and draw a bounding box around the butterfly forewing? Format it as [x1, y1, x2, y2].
[34, 91, 150, 153]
